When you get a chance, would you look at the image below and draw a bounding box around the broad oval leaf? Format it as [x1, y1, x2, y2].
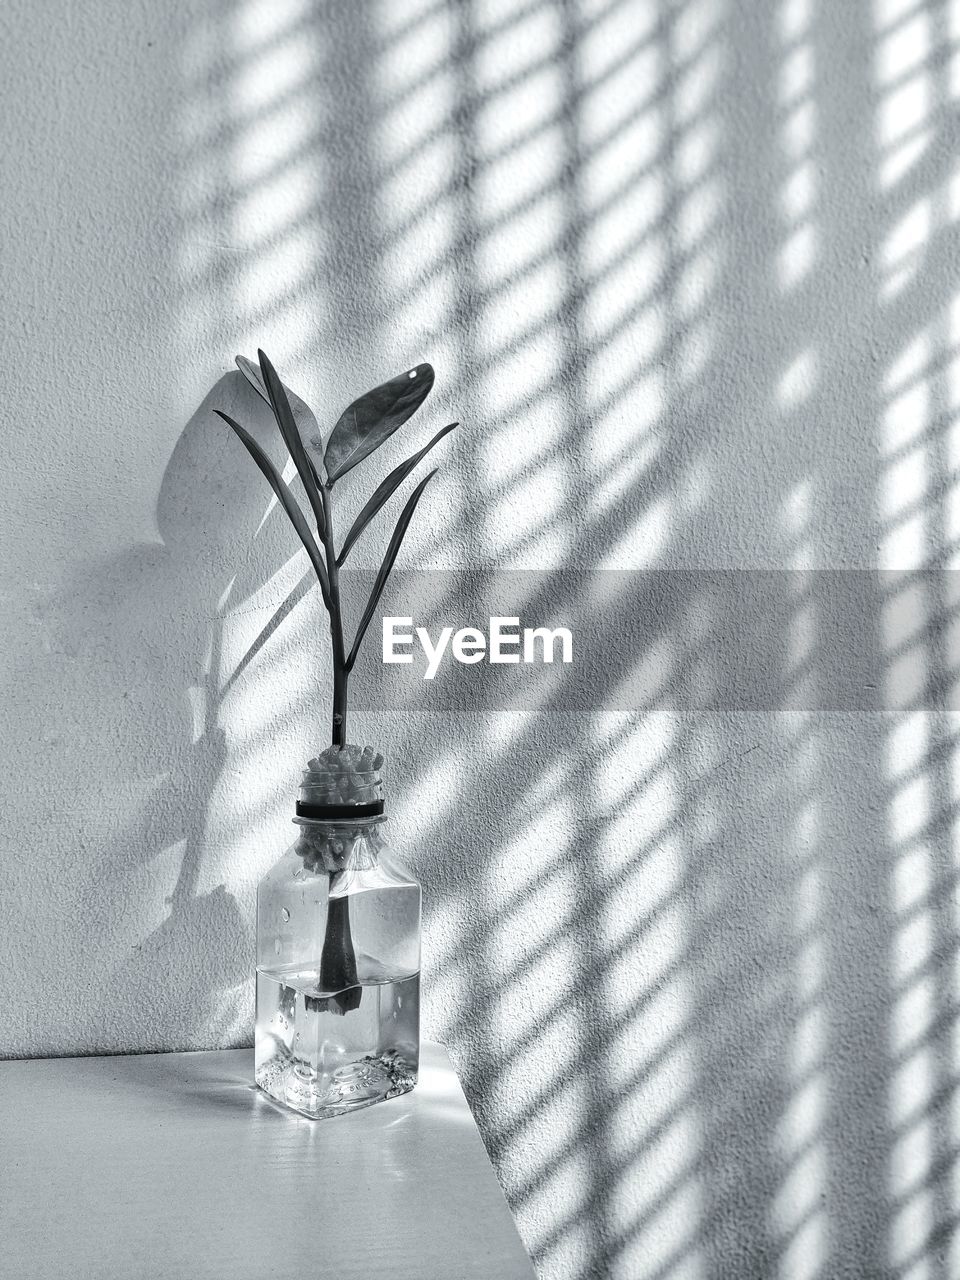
[324, 363, 435, 484]
[235, 354, 324, 459]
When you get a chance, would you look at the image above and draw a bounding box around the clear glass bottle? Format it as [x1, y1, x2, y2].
[255, 751, 420, 1118]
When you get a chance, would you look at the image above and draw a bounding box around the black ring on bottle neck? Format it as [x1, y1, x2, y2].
[295, 800, 385, 821]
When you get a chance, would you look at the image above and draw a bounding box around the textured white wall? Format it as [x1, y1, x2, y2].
[1, 0, 957, 1276]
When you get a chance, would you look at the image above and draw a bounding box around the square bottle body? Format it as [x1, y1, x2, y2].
[255, 822, 420, 1118]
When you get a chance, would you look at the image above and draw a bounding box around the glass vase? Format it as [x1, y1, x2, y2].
[255, 755, 420, 1118]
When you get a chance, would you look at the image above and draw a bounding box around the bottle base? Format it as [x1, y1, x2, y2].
[256, 1051, 416, 1119]
[255, 965, 420, 1118]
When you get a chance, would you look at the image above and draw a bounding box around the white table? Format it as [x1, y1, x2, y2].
[0, 1043, 536, 1280]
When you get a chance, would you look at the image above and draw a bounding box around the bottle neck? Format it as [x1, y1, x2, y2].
[294, 815, 386, 834]
[294, 816, 385, 875]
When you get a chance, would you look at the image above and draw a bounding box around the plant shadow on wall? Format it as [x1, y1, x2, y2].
[39, 373, 317, 1051]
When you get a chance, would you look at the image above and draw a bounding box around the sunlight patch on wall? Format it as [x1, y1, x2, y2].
[232, 0, 311, 50]
[945, 298, 960, 557]
[476, 129, 566, 227]
[230, 76, 320, 344]
[777, 350, 819, 411]
[490, 461, 567, 561]
[884, 702, 938, 1275]
[391, 750, 462, 833]
[473, 7, 570, 562]
[580, 25, 660, 384]
[880, 332, 931, 568]
[375, 0, 458, 357]
[184, 0, 327, 365]
[882, 579, 929, 712]
[518, 1140, 596, 1280]
[881, 198, 932, 299]
[595, 693, 705, 1279]
[584, 0, 723, 571]
[776, 0, 817, 294]
[875, 0, 932, 189]
[591, 417, 666, 514]
[612, 1124, 704, 1280]
[597, 494, 673, 569]
[770, 471, 828, 1279]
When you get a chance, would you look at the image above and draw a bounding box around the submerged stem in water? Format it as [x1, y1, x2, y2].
[312, 891, 361, 1015]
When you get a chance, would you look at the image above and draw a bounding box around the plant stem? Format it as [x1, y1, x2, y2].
[320, 484, 348, 747]
[332, 664, 348, 749]
[318, 894, 359, 993]
[316, 481, 358, 1012]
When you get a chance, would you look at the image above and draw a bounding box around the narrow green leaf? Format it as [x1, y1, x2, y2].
[214, 409, 331, 606]
[324, 363, 435, 484]
[346, 469, 438, 670]
[337, 422, 457, 566]
[258, 349, 328, 538]
[236, 354, 324, 458]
